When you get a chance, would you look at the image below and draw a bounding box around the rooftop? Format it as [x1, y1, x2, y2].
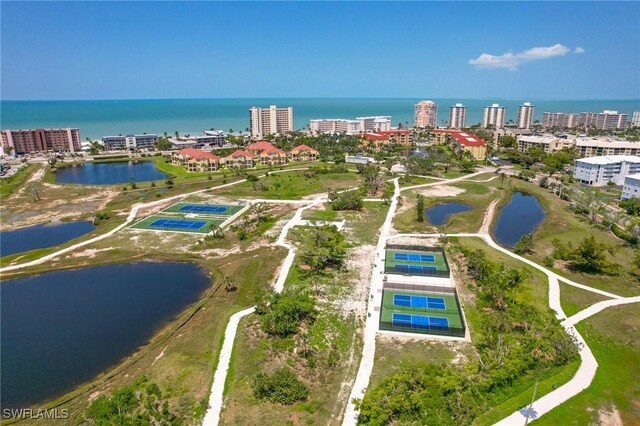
[575, 155, 640, 165]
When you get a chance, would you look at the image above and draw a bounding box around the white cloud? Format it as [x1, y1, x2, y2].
[574, 47, 586, 54]
[468, 43, 573, 70]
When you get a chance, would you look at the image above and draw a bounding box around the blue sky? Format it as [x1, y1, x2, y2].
[2, 1, 639, 100]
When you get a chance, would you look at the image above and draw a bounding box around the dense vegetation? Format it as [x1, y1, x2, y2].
[297, 224, 348, 272]
[357, 248, 578, 425]
[253, 368, 309, 405]
[552, 236, 620, 274]
[83, 376, 177, 425]
[255, 288, 316, 337]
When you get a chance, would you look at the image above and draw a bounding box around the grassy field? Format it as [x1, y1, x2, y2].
[215, 170, 362, 199]
[535, 303, 640, 425]
[394, 177, 510, 234]
[559, 280, 612, 317]
[0, 164, 37, 199]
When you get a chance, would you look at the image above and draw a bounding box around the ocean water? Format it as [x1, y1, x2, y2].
[2, 98, 639, 140]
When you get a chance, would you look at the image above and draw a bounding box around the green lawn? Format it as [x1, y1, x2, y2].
[535, 303, 640, 425]
[215, 170, 362, 199]
[559, 280, 612, 317]
[0, 164, 37, 199]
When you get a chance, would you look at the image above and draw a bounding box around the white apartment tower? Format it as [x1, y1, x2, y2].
[517, 102, 535, 129]
[579, 110, 629, 130]
[483, 104, 506, 128]
[414, 100, 438, 127]
[631, 111, 640, 127]
[249, 105, 294, 139]
[449, 103, 467, 129]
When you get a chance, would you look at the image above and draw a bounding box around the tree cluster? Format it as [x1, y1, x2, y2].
[328, 189, 364, 211]
[255, 288, 316, 337]
[253, 368, 309, 405]
[552, 235, 619, 274]
[298, 224, 347, 272]
[357, 248, 578, 425]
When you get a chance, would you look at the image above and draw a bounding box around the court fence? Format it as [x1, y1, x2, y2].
[379, 320, 466, 338]
[385, 244, 451, 278]
[383, 281, 456, 294]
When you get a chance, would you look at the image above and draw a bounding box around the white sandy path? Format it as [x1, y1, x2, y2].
[342, 178, 400, 424]
[202, 197, 323, 426]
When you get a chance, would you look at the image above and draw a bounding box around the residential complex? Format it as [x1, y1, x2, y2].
[579, 110, 629, 130]
[102, 134, 158, 151]
[171, 148, 221, 173]
[433, 129, 487, 160]
[573, 155, 640, 186]
[516, 102, 535, 129]
[632, 111, 640, 127]
[482, 104, 506, 128]
[622, 174, 640, 200]
[517, 135, 575, 153]
[249, 105, 294, 139]
[2, 128, 81, 154]
[448, 103, 467, 129]
[361, 130, 412, 150]
[414, 100, 438, 128]
[541, 112, 578, 128]
[309, 119, 362, 134]
[169, 131, 227, 150]
[357, 116, 392, 132]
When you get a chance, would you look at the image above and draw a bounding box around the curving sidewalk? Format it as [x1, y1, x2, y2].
[202, 197, 323, 426]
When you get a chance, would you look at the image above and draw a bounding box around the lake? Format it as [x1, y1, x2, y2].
[55, 161, 168, 185]
[1, 221, 96, 257]
[425, 202, 472, 226]
[0, 262, 211, 409]
[493, 192, 546, 247]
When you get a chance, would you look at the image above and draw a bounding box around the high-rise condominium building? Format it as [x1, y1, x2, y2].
[309, 119, 362, 134]
[449, 103, 467, 129]
[414, 100, 438, 127]
[1, 128, 81, 155]
[249, 105, 294, 139]
[482, 104, 506, 128]
[356, 116, 392, 132]
[542, 112, 578, 128]
[631, 111, 640, 127]
[517, 102, 535, 129]
[579, 110, 629, 130]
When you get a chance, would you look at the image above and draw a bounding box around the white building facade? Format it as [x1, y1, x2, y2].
[356, 116, 392, 132]
[101, 134, 158, 151]
[309, 119, 362, 134]
[482, 104, 506, 128]
[249, 105, 294, 139]
[622, 174, 640, 200]
[573, 155, 640, 186]
[449, 103, 467, 129]
[516, 102, 535, 129]
[632, 111, 640, 127]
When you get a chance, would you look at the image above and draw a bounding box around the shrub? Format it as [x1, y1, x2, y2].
[247, 174, 259, 182]
[253, 368, 308, 405]
[329, 189, 363, 211]
[514, 234, 534, 254]
[255, 289, 316, 337]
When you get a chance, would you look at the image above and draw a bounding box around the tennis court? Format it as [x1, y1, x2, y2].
[392, 313, 450, 330]
[393, 294, 446, 310]
[162, 202, 243, 216]
[385, 246, 450, 277]
[380, 289, 465, 337]
[129, 215, 224, 234]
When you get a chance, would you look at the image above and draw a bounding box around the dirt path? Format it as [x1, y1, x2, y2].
[13, 164, 46, 198]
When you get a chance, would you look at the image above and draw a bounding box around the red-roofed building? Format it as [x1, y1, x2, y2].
[360, 129, 413, 150]
[246, 140, 276, 156]
[224, 149, 255, 168]
[433, 129, 487, 160]
[288, 144, 318, 162]
[259, 146, 287, 166]
[171, 148, 221, 173]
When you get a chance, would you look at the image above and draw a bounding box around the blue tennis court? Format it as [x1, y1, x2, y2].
[150, 218, 207, 230]
[393, 265, 438, 274]
[394, 253, 436, 263]
[393, 294, 446, 310]
[178, 205, 229, 214]
[392, 313, 450, 330]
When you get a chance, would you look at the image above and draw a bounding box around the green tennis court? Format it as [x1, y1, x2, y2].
[385, 247, 450, 277]
[380, 289, 465, 336]
[162, 202, 243, 216]
[129, 215, 224, 234]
